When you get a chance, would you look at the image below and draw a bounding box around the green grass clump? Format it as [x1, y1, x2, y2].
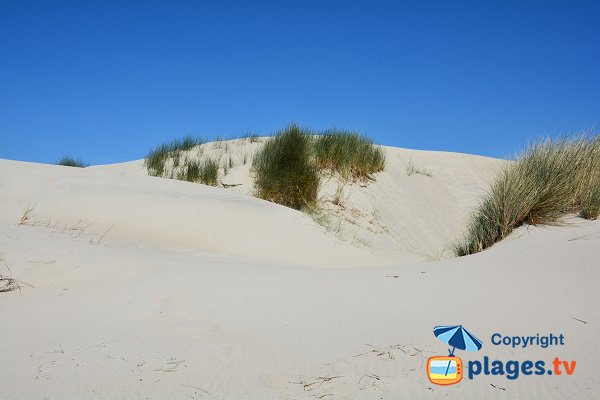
[313, 129, 385, 180]
[178, 158, 219, 186]
[57, 156, 87, 167]
[178, 160, 201, 182]
[582, 188, 600, 220]
[143, 127, 384, 207]
[144, 144, 170, 176]
[253, 124, 320, 210]
[144, 136, 204, 177]
[199, 159, 219, 186]
[454, 134, 600, 256]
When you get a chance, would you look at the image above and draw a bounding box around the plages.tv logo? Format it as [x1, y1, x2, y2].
[427, 325, 577, 385]
[426, 325, 483, 385]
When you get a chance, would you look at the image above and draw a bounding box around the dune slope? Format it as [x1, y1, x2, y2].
[0, 158, 379, 268]
[91, 139, 508, 262]
[1, 208, 598, 399]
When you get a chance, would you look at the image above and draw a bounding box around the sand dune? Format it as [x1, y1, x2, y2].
[1, 143, 598, 399]
[0, 158, 379, 268]
[90, 140, 508, 262]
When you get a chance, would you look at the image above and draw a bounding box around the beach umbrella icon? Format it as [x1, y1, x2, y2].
[434, 325, 483, 355]
[434, 325, 482, 376]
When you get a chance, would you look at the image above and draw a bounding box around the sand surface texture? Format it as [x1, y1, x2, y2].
[1, 142, 597, 399]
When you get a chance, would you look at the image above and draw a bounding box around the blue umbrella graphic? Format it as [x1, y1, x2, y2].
[433, 325, 483, 375]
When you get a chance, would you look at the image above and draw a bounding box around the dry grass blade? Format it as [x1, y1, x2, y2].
[0, 263, 32, 293]
[0, 275, 19, 293]
[406, 158, 432, 177]
[19, 205, 35, 225]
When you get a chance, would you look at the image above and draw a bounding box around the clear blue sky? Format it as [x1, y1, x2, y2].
[1, 0, 599, 165]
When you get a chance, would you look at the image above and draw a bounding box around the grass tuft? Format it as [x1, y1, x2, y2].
[253, 124, 320, 210]
[199, 159, 219, 186]
[406, 158, 432, 177]
[177, 158, 219, 186]
[144, 136, 204, 177]
[178, 160, 201, 182]
[143, 127, 385, 207]
[454, 134, 600, 256]
[57, 156, 87, 168]
[313, 129, 385, 180]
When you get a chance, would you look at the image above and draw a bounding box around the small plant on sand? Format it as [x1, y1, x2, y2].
[454, 134, 600, 256]
[144, 136, 204, 177]
[313, 129, 385, 180]
[19, 205, 35, 225]
[253, 124, 320, 210]
[0, 254, 19, 293]
[332, 183, 347, 208]
[57, 156, 87, 167]
[406, 158, 432, 177]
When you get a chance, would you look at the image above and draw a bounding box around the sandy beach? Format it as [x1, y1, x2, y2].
[1, 143, 598, 399]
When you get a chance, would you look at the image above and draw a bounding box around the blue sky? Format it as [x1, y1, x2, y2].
[1, 0, 599, 165]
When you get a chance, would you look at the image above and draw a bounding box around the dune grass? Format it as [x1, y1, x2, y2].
[454, 134, 600, 256]
[177, 158, 219, 186]
[199, 159, 219, 186]
[253, 124, 320, 210]
[144, 136, 204, 177]
[248, 125, 385, 210]
[57, 156, 87, 168]
[313, 129, 385, 180]
[144, 127, 384, 204]
[177, 160, 200, 182]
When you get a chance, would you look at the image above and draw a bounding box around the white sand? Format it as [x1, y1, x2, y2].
[90, 139, 508, 262]
[1, 143, 598, 399]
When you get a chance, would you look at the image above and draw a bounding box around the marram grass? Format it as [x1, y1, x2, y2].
[144, 126, 386, 208]
[313, 129, 385, 180]
[144, 136, 204, 177]
[176, 158, 219, 186]
[454, 134, 600, 256]
[253, 124, 320, 210]
[57, 156, 87, 167]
